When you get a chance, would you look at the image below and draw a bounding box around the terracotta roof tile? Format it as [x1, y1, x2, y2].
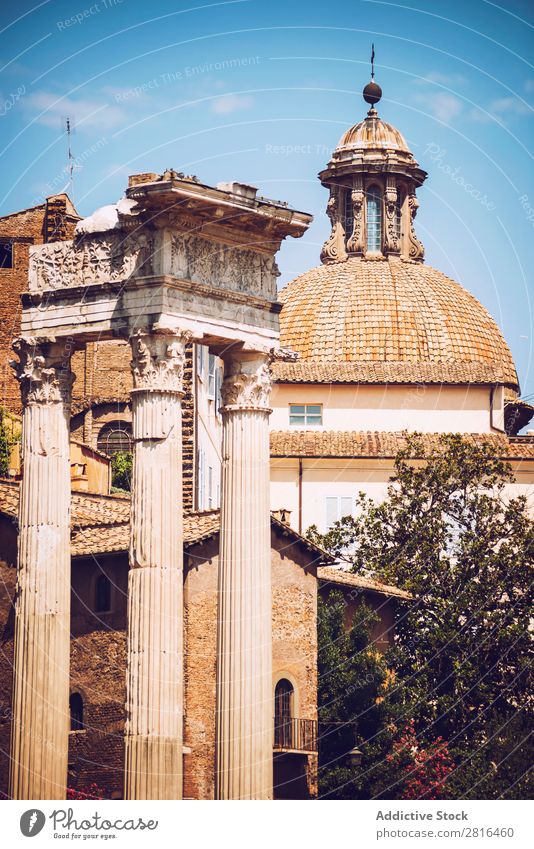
[277, 257, 518, 388]
[0, 481, 333, 562]
[270, 431, 534, 460]
[318, 565, 411, 600]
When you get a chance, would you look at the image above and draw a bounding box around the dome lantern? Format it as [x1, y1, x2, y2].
[319, 51, 426, 265]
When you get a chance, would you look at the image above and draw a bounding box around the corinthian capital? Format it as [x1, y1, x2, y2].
[130, 329, 192, 393]
[11, 337, 75, 406]
[221, 351, 271, 411]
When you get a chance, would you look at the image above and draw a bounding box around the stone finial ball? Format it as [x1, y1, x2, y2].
[363, 81, 382, 105]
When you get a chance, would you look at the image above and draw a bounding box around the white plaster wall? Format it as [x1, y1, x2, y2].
[270, 383, 495, 434]
[270, 459, 534, 533]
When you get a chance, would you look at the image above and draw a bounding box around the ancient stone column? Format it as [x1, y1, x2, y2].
[9, 337, 74, 800]
[215, 350, 273, 800]
[124, 329, 191, 800]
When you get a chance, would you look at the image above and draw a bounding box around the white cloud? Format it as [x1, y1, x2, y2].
[470, 97, 533, 124]
[490, 97, 532, 116]
[414, 92, 463, 123]
[211, 93, 254, 114]
[416, 71, 466, 87]
[25, 90, 126, 131]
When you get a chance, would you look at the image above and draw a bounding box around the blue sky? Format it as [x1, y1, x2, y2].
[1, 0, 533, 402]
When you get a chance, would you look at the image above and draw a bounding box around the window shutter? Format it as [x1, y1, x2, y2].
[340, 497, 352, 519]
[326, 497, 338, 529]
[214, 366, 222, 414]
[208, 354, 216, 399]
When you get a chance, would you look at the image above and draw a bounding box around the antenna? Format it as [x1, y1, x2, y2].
[61, 115, 77, 198]
[371, 43, 375, 79]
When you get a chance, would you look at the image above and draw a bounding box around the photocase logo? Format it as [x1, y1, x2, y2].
[20, 809, 46, 837]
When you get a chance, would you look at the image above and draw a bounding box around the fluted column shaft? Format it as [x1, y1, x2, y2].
[215, 351, 273, 800]
[9, 338, 74, 800]
[124, 329, 190, 800]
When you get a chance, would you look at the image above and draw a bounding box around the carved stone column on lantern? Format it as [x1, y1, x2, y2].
[346, 178, 365, 254]
[124, 328, 191, 800]
[320, 187, 347, 263]
[9, 337, 74, 800]
[384, 178, 400, 254]
[215, 350, 273, 800]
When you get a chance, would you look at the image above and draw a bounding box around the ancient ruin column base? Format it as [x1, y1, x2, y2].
[125, 737, 183, 801]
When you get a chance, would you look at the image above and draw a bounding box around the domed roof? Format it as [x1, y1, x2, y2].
[277, 257, 518, 388]
[336, 117, 410, 154]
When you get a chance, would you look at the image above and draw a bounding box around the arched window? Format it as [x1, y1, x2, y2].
[97, 421, 132, 456]
[70, 693, 84, 731]
[343, 189, 354, 244]
[274, 678, 294, 748]
[95, 574, 112, 613]
[366, 185, 382, 252]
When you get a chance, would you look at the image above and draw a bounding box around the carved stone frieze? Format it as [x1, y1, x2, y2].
[221, 353, 271, 410]
[29, 231, 154, 293]
[11, 337, 75, 405]
[407, 194, 425, 261]
[130, 330, 192, 394]
[170, 233, 277, 300]
[320, 191, 347, 263]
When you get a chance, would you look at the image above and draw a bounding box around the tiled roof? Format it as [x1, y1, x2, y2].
[318, 565, 411, 600]
[270, 431, 534, 460]
[271, 361, 510, 385]
[70, 510, 221, 557]
[0, 480, 332, 562]
[277, 257, 518, 388]
[337, 118, 410, 153]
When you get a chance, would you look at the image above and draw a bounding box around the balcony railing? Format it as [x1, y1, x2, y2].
[273, 717, 318, 753]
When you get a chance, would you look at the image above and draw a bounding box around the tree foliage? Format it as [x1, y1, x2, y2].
[317, 592, 396, 799]
[110, 450, 132, 492]
[311, 434, 533, 799]
[0, 406, 19, 477]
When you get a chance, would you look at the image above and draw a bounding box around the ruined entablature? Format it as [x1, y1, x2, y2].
[170, 233, 278, 301]
[28, 230, 155, 293]
[28, 226, 279, 302]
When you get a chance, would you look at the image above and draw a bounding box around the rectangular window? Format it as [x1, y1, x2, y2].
[0, 241, 13, 269]
[325, 496, 353, 530]
[208, 466, 213, 508]
[289, 403, 322, 426]
[208, 353, 216, 400]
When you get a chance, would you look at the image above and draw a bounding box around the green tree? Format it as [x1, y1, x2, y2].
[311, 434, 533, 799]
[317, 592, 398, 799]
[0, 406, 17, 476]
[110, 450, 132, 492]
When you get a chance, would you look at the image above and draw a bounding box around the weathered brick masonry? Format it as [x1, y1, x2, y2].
[0, 195, 79, 411]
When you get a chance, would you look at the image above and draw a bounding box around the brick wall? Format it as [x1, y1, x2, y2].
[0, 519, 319, 800]
[183, 529, 319, 800]
[0, 197, 78, 412]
